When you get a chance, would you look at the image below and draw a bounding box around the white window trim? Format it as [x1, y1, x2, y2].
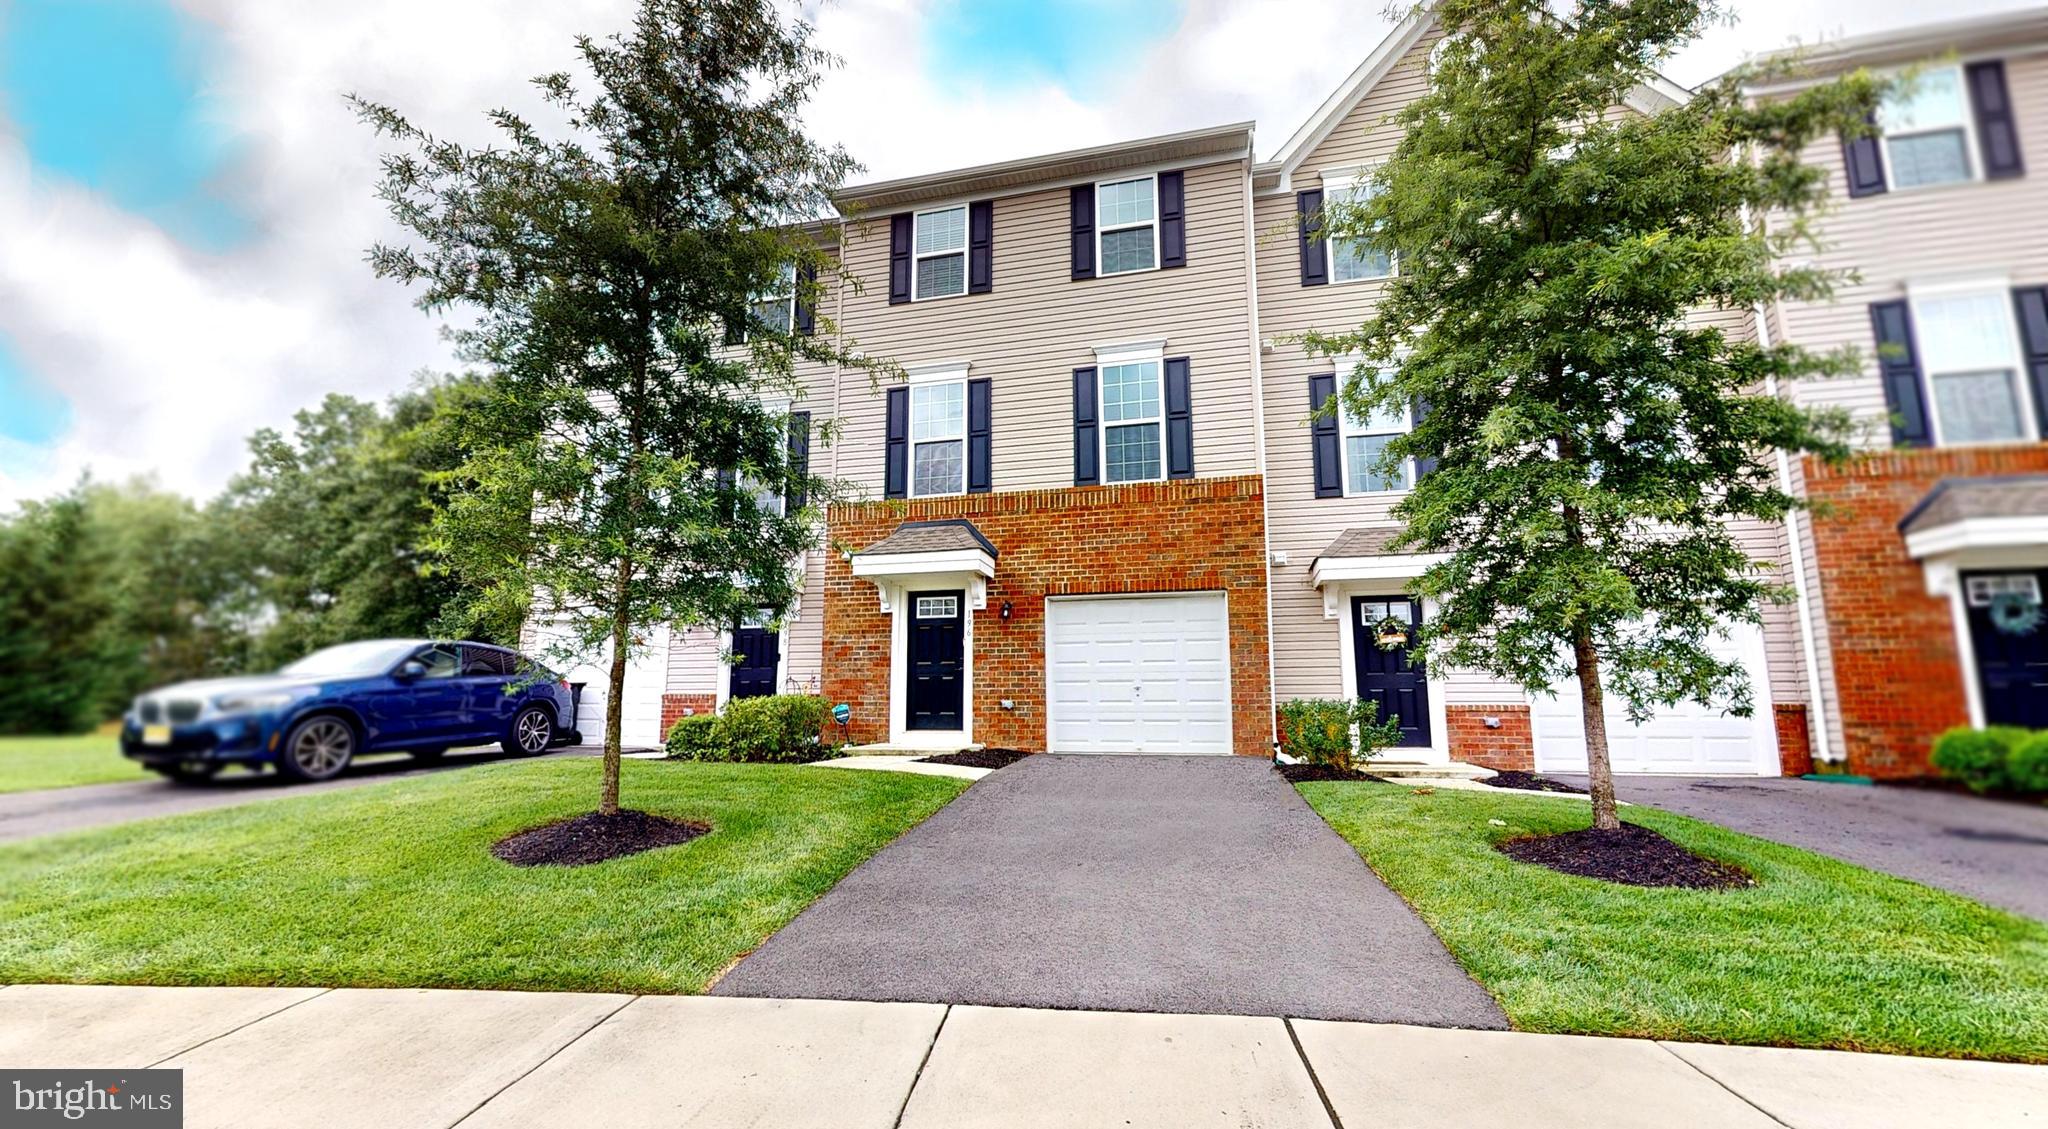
[908, 379, 969, 498]
[1093, 342, 1167, 484]
[1095, 173, 1161, 277]
[1879, 63, 1984, 194]
[911, 204, 969, 302]
[740, 265, 797, 343]
[1338, 399, 1414, 497]
[1906, 278, 2040, 447]
[1320, 169, 1395, 284]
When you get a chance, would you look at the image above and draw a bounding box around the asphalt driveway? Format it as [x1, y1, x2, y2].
[1577, 774, 2048, 922]
[714, 755, 1507, 1027]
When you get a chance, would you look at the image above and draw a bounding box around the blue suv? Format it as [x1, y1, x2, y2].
[121, 639, 581, 784]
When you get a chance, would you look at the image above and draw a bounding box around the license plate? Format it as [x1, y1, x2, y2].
[142, 724, 172, 746]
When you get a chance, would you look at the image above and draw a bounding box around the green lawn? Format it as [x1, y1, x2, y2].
[0, 758, 966, 994]
[0, 734, 150, 794]
[1299, 783, 2048, 1063]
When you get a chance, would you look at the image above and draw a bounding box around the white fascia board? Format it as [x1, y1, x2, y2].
[851, 548, 997, 580]
[1308, 552, 1450, 588]
[1904, 516, 2048, 560]
[1266, 6, 1436, 189]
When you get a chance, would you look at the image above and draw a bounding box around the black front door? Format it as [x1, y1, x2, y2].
[1964, 570, 2048, 729]
[1352, 596, 1431, 748]
[731, 621, 780, 700]
[907, 590, 965, 731]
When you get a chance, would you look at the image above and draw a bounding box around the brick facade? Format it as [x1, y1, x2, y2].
[1445, 705, 1534, 772]
[659, 693, 716, 741]
[1802, 444, 2048, 778]
[823, 476, 1272, 756]
[1773, 703, 1813, 777]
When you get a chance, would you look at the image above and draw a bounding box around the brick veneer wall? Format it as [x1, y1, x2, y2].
[823, 476, 1272, 756]
[1774, 703, 1813, 777]
[659, 693, 716, 740]
[1802, 444, 2048, 778]
[1445, 705, 1533, 771]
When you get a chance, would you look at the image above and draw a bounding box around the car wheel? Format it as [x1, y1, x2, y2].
[505, 706, 554, 756]
[277, 715, 356, 783]
[151, 763, 219, 785]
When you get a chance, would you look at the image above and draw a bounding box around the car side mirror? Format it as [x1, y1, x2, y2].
[395, 661, 427, 682]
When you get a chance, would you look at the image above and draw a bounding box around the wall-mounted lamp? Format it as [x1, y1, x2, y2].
[1000, 601, 1013, 620]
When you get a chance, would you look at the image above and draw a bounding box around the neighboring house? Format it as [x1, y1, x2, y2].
[1747, 7, 2048, 778]
[603, 7, 2044, 779]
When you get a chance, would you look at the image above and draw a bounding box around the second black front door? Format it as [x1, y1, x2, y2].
[1964, 569, 2048, 729]
[1352, 595, 1431, 748]
[731, 620, 780, 700]
[908, 590, 965, 731]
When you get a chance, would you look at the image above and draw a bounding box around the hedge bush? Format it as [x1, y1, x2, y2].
[1930, 725, 2030, 794]
[1278, 698, 1404, 774]
[664, 694, 834, 763]
[2008, 731, 2048, 794]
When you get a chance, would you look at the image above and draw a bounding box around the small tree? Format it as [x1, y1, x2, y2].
[353, 0, 872, 816]
[1307, 0, 1880, 830]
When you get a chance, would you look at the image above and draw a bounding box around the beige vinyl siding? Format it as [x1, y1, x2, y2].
[1774, 47, 2048, 444]
[668, 627, 723, 696]
[831, 159, 1257, 497]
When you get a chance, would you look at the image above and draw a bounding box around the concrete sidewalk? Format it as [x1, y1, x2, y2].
[3, 985, 2042, 1129]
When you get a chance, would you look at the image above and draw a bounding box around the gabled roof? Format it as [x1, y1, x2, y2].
[835, 122, 1255, 213]
[1899, 475, 2048, 534]
[1744, 7, 2048, 82]
[858, 519, 999, 559]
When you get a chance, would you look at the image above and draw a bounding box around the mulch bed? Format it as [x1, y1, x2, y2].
[1275, 763, 1389, 784]
[919, 749, 1031, 770]
[1496, 823, 1755, 890]
[1482, 770, 1588, 795]
[492, 810, 710, 868]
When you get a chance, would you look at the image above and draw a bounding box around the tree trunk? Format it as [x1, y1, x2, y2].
[601, 556, 631, 817]
[1570, 625, 1622, 831]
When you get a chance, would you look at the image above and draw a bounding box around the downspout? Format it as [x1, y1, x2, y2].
[1241, 147, 1283, 760]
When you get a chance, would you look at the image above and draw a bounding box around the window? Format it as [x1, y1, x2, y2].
[910, 380, 967, 496]
[1880, 66, 1977, 189]
[1966, 574, 2042, 607]
[913, 206, 967, 299]
[915, 595, 959, 619]
[461, 646, 516, 677]
[1324, 174, 1393, 283]
[1098, 355, 1164, 482]
[1911, 288, 2033, 444]
[1340, 395, 1412, 494]
[411, 645, 461, 680]
[1096, 176, 1158, 275]
[748, 264, 796, 336]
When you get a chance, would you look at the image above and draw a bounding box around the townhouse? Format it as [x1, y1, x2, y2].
[586, 6, 2046, 781]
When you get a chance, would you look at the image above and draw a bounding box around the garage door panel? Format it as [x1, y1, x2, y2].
[1530, 625, 1776, 776]
[1045, 594, 1232, 755]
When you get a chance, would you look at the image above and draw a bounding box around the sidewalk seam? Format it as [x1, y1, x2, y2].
[147, 987, 333, 1067]
[446, 992, 642, 1129]
[890, 1004, 951, 1129]
[1283, 1018, 1346, 1129]
[1656, 1041, 1795, 1128]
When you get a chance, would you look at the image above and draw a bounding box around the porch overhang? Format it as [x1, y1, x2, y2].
[1899, 475, 2048, 593]
[1307, 526, 1447, 617]
[849, 520, 997, 613]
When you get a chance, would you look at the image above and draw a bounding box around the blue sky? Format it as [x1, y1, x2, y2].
[923, 0, 1182, 90]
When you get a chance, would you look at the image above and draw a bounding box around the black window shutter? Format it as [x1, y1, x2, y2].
[722, 307, 745, 347]
[1410, 396, 1437, 479]
[884, 386, 909, 497]
[888, 214, 912, 304]
[1870, 300, 1932, 447]
[785, 411, 811, 512]
[968, 201, 994, 294]
[714, 466, 738, 521]
[1159, 170, 1187, 269]
[2014, 288, 2048, 437]
[967, 378, 993, 493]
[1164, 356, 1194, 479]
[1073, 367, 1099, 485]
[1070, 185, 1096, 281]
[1297, 189, 1328, 286]
[1842, 113, 1888, 198]
[1310, 373, 1341, 497]
[794, 264, 817, 336]
[1968, 61, 2025, 180]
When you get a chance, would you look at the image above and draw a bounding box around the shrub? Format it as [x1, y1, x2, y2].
[1278, 698, 1404, 774]
[1930, 726, 2027, 794]
[665, 694, 834, 764]
[2008, 732, 2048, 795]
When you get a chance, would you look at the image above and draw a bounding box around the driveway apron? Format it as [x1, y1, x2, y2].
[713, 755, 1507, 1027]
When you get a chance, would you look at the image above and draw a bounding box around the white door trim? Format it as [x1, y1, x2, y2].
[883, 576, 976, 747]
[1326, 582, 1450, 764]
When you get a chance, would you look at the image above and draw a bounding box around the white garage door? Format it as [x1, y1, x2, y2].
[1045, 594, 1232, 755]
[1531, 623, 1778, 775]
[533, 623, 670, 749]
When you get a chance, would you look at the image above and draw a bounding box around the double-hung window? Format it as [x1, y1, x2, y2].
[1323, 172, 1393, 283]
[1910, 285, 2034, 444]
[1096, 176, 1159, 275]
[1340, 394, 1413, 495]
[913, 206, 968, 300]
[747, 264, 796, 337]
[1096, 347, 1164, 483]
[909, 378, 968, 496]
[1880, 66, 1978, 189]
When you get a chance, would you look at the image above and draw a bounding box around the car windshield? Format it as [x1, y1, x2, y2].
[279, 641, 421, 678]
